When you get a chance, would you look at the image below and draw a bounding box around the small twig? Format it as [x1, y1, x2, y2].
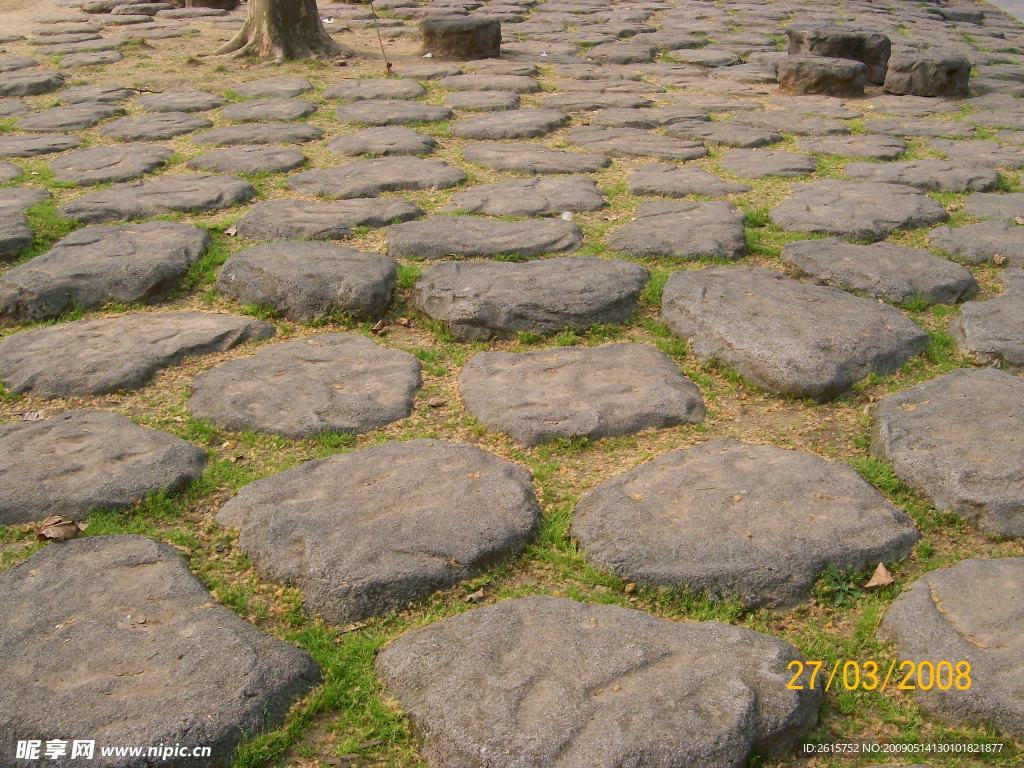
[367, 0, 393, 77]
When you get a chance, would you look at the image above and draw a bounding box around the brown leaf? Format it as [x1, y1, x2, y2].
[993, 254, 1007, 266]
[463, 588, 485, 603]
[36, 515, 86, 542]
[864, 561, 895, 589]
[224, 225, 238, 237]
[370, 319, 389, 336]
[21, 411, 43, 421]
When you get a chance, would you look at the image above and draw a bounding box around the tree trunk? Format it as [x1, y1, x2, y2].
[215, 0, 352, 61]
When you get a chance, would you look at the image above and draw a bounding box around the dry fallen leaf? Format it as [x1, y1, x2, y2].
[463, 588, 485, 603]
[21, 411, 43, 422]
[993, 254, 1007, 266]
[36, 515, 86, 542]
[864, 562, 895, 589]
[224, 225, 238, 237]
[371, 319, 389, 336]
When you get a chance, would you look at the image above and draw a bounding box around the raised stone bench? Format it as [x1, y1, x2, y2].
[777, 55, 867, 97]
[883, 53, 970, 97]
[421, 16, 500, 60]
[787, 25, 891, 84]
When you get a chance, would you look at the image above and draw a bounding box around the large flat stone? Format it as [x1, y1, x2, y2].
[567, 125, 707, 160]
[928, 221, 1024, 265]
[186, 145, 306, 174]
[17, 102, 123, 132]
[100, 111, 212, 140]
[795, 134, 907, 160]
[193, 123, 323, 145]
[0, 69, 63, 97]
[963, 192, 1024, 221]
[0, 187, 47, 261]
[629, 164, 750, 197]
[324, 78, 426, 101]
[462, 141, 611, 173]
[287, 157, 465, 198]
[327, 126, 437, 157]
[49, 144, 171, 184]
[452, 109, 569, 139]
[335, 99, 451, 126]
[235, 198, 422, 241]
[221, 98, 316, 122]
[59, 174, 255, 223]
[844, 159, 998, 192]
[388, 216, 582, 259]
[444, 176, 605, 216]
[951, 295, 1024, 369]
[609, 201, 746, 260]
[0, 133, 81, 158]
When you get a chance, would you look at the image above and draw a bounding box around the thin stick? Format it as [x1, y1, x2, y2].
[367, 0, 393, 76]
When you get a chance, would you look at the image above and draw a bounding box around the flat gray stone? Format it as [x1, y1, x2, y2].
[444, 90, 519, 110]
[336, 99, 451, 126]
[234, 76, 312, 99]
[60, 50, 124, 67]
[324, 78, 426, 101]
[629, 164, 750, 197]
[49, 143, 171, 184]
[929, 221, 1024, 264]
[879, 558, 1024, 739]
[573, 438, 919, 607]
[60, 84, 133, 103]
[101, 111, 211, 141]
[862, 118, 975, 139]
[0, 133, 81, 157]
[795, 134, 907, 159]
[720, 149, 816, 178]
[770, 180, 948, 241]
[388, 216, 581, 259]
[288, 157, 465, 199]
[187, 145, 306, 174]
[138, 89, 225, 112]
[0, 56, 37, 73]
[439, 73, 539, 92]
[541, 92, 653, 112]
[235, 198, 422, 241]
[59, 174, 255, 223]
[217, 440, 539, 624]
[452, 108, 568, 139]
[963, 192, 1024, 221]
[661, 267, 929, 399]
[193, 123, 323, 146]
[459, 343, 705, 446]
[462, 141, 610, 173]
[0, 69, 63, 97]
[0, 221, 209, 323]
[664, 119, 782, 148]
[0, 311, 273, 397]
[567, 125, 707, 161]
[0, 99, 29, 117]
[0, 410, 206, 523]
[781, 238, 978, 304]
[221, 98, 316, 122]
[188, 333, 421, 438]
[0, 187, 47, 261]
[17, 102, 122, 132]
[844, 159, 998, 192]
[217, 242, 395, 322]
[0, 536, 321, 765]
[414, 256, 649, 340]
[929, 139, 1024, 170]
[376, 596, 822, 768]
[609, 201, 746, 260]
[872, 367, 1024, 537]
[951, 295, 1024, 369]
[444, 176, 604, 216]
[0, 161, 20, 183]
[327, 126, 437, 157]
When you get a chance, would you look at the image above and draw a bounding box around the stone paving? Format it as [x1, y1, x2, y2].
[2, 0, 1024, 765]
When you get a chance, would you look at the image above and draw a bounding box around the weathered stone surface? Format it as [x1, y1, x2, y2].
[0, 69, 63, 97]
[661, 267, 929, 399]
[216, 243, 396, 322]
[388, 216, 581, 259]
[962, 192, 1024, 222]
[187, 145, 306, 174]
[0, 99, 29, 118]
[452, 108, 568, 139]
[567, 125, 707, 161]
[879, 557, 1024, 739]
[188, 334, 421, 438]
[462, 141, 610, 173]
[60, 50, 123, 67]
[629, 164, 750, 197]
[770, 180, 947, 241]
[0, 133, 81, 157]
[929, 221, 1024, 264]
[414, 257, 649, 340]
[218, 440, 537, 624]
[928, 139, 1024, 170]
[234, 76, 312, 99]
[0, 535, 321, 765]
[336, 99, 451, 126]
[795, 134, 907, 159]
[0, 221, 209, 323]
[459, 343, 705, 446]
[444, 176, 604, 216]
[288, 157, 465, 199]
[17, 102, 122, 132]
[720, 149, 816, 178]
[778, 55, 867, 97]
[439, 73, 539, 93]
[844, 159, 998, 192]
[0, 411, 206, 524]
[235, 198, 422, 241]
[0, 311, 273, 397]
[872, 368, 1024, 537]
[421, 16, 501, 60]
[0, 188, 47, 261]
[574, 438, 919, 607]
[787, 25, 891, 84]
[863, 117, 974, 139]
[101, 111, 211, 140]
[950, 295, 1024, 369]
[221, 98, 317, 122]
[781, 238, 977, 304]
[609, 201, 746, 260]
[59, 174, 255, 223]
[49, 143, 171, 184]
[0, 161, 20, 183]
[884, 53, 970, 98]
[193, 123, 323, 146]
[665, 119, 783, 148]
[376, 596, 821, 767]
[444, 90, 519, 111]
[138, 89, 225, 112]
[324, 78, 426, 101]
[327, 126, 437, 157]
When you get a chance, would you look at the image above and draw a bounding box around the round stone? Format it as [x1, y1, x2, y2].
[221, 98, 317, 122]
[963, 192, 1024, 221]
[664, 119, 782, 148]
[60, 50, 123, 67]
[216, 243, 396, 322]
[101, 111, 212, 140]
[929, 221, 1024, 264]
[719, 149, 816, 178]
[951, 295, 1024, 369]
[376, 596, 822, 768]
[234, 76, 312, 99]
[17, 102, 123, 132]
[217, 440, 539, 624]
[573, 438, 920, 607]
[879, 557, 1024, 740]
[567, 125, 707, 161]
[444, 90, 519, 110]
[49, 143, 171, 184]
[844, 159, 998, 192]
[0, 161, 20, 183]
[629, 164, 750, 197]
[0, 69, 64, 97]
[187, 333, 421, 438]
[444, 176, 605, 216]
[388, 216, 582, 259]
[0, 311, 273, 397]
[335, 99, 451, 126]
[287, 157, 465, 198]
[60, 84, 133, 103]
[138, 89, 225, 112]
[324, 78, 425, 101]
[0, 410, 206, 523]
[452, 108, 568, 139]
[0, 133, 81, 157]
[872, 367, 1024, 537]
[609, 201, 746, 260]
[459, 342, 705, 446]
[462, 141, 610, 173]
[415, 256, 649, 340]
[59, 174, 255, 223]
[0, 221, 209, 324]
[439, 73, 540, 92]
[0, 536, 321, 761]
[781, 238, 978, 304]
[661, 267, 929, 400]
[863, 117, 974, 139]
[326, 126, 437, 157]
[187, 145, 306, 174]
[795, 134, 907, 159]
[0, 98, 29, 118]
[770, 180, 948, 241]
[193, 123, 323, 146]
[0, 188, 47, 261]
[235, 198, 423, 241]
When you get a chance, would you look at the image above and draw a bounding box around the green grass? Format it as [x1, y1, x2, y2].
[18, 199, 80, 261]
